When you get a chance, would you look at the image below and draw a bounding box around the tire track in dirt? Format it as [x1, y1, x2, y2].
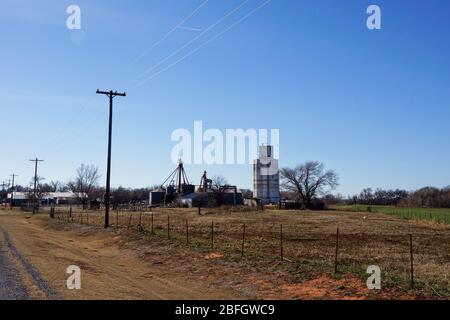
[0, 233, 30, 300]
[0, 225, 59, 299]
[0, 213, 236, 299]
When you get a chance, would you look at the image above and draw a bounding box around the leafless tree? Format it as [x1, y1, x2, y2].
[210, 175, 229, 190]
[68, 164, 101, 209]
[26, 175, 48, 206]
[280, 161, 339, 208]
[49, 180, 61, 192]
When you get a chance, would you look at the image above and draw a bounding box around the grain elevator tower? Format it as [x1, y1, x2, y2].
[253, 145, 280, 204]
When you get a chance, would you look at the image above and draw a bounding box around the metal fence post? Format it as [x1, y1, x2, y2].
[334, 227, 339, 273]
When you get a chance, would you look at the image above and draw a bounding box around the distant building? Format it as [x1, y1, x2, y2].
[7, 192, 86, 207]
[253, 145, 280, 204]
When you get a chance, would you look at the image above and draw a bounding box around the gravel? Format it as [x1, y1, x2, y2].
[0, 226, 59, 300]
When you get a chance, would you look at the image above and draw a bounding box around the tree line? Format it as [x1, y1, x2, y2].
[322, 187, 450, 208]
[280, 161, 450, 209]
[2, 161, 448, 209]
[0, 164, 152, 208]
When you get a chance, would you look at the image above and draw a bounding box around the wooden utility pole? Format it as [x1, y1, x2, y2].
[9, 174, 18, 210]
[29, 158, 44, 214]
[0, 181, 7, 194]
[1, 181, 8, 206]
[96, 89, 126, 228]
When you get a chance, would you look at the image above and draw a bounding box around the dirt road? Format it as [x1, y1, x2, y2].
[1, 208, 445, 300]
[0, 210, 238, 300]
[0, 226, 30, 299]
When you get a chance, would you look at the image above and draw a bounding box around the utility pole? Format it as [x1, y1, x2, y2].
[96, 89, 126, 228]
[9, 174, 18, 210]
[1, 181, 8, 205]
[29, 158, 44, 214]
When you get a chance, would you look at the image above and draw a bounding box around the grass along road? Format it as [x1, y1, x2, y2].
[333, 205, 450, 224]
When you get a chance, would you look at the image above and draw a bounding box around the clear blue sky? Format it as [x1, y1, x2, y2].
[1, 0, 450, 196]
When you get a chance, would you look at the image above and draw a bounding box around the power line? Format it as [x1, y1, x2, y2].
[134, 0, 272, 87]
[51, 103, 107, 153]
[96, 90, 126, 229]
[133, 0, 250, 83]
[51, 95, 97, 147]
[130, 0, 210, 67]
[29, 158, 44, 214]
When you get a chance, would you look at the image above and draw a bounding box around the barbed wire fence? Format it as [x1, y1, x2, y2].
[48, 205, 449, 296]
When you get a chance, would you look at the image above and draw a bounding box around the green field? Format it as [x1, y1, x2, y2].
[332, 205, 450, 224]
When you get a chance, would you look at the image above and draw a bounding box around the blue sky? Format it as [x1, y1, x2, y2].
[1, 0, 449, 196]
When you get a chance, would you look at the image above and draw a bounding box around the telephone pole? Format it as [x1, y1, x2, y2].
[29, 158, 44, 214]
[1, 181, 8, 205]
[9, 174, 18, 210]
[96, 89, 126, 228]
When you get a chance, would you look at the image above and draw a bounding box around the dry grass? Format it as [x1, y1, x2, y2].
[51, 206, 450, 298]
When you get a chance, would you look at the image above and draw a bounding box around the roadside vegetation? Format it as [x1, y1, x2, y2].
[331, 205, 450, 225]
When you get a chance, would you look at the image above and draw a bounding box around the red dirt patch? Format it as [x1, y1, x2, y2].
[253, 273, 417, 300]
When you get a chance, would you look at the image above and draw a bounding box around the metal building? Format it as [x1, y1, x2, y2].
[253, 145, 280, 204]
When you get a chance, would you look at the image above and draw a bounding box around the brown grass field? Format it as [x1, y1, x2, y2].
[49, 206, 450, 299]
[1, 206, 449, 299]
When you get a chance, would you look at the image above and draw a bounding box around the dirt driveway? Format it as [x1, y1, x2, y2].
[0, 210, 238, 299]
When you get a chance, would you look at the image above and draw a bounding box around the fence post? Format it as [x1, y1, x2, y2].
[116, 211, 119, 228]
[128, 214, 133, 230]
[410, 234, 414, 290]
[241, 224, 246, 257]
[334, 227, 339, 273]
[211, 220, 214, 250]
[167, 215, 170, 240]
[186, 219, 189, 246]
[139, 212, 142, 230]
[280, 224, 283, 260]
[69, 207, 72, 218]
[86, 212, 89, 224]
[151, 212, 154, 234]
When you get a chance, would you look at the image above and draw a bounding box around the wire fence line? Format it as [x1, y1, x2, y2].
[46, 206, 450, 295]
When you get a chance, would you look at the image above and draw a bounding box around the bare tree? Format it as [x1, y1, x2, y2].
[280, 161, 339, 209]
[359, 188, 374, 205]
[49, 180, 61, 192]
[26, 176, 48, 207]
[68, 164, 101, 209]
[210, 175, 228, 190]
